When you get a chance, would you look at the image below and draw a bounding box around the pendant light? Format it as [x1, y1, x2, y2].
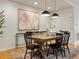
[41, 0, 50, 16]
[51, 0, 59, 18]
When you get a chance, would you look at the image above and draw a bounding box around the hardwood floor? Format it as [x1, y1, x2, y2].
[74, 54, 79, 59]
[73, 45, 79, 59]
[0, 52, 15, 59]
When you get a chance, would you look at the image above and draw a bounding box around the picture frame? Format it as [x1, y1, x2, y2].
[18, 8, 39, 31]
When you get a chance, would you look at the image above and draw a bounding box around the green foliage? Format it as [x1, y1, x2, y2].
[0, 10, 5, 34]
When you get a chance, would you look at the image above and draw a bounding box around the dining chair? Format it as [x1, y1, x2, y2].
[62, 32, 70, 55]
[48, 33, 64, 59]
[24, 32, 39, 59]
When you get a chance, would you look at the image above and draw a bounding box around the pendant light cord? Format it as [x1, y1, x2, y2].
[54, 0, 56, 12]
[45, 0, 46, 10]
[52, 0, 59, 18]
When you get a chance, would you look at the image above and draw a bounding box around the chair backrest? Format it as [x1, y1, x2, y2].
[62, 32, 70, 45]
[60, 30, 68, 33]
[56, 33, 63, 45]
[24, 32, 33, 45]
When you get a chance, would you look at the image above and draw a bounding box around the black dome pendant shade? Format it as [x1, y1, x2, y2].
[52, 13, 59, 16]
[41, 10, 50, 16]
[51, 13, 59, 18]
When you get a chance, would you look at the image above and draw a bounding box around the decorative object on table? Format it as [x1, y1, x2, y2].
[41, 0, 50, 16]
[51, 0, 59, 18]
[18, 9, 39, 31]
[47, 19, 56, 36]
[0, 10, 5, 35]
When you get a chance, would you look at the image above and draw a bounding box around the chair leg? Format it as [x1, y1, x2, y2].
[53, 49, 58, 59]
[63, 48, 66, 57]
[38, 50, 43, 59]
[55, 50, 58, 59]
[24, 49, 27, 59]
[46, 49, 49, 56]
[60, 49, 64, 58]
[47, 47, 50, 56]
[31, 50, 34, 59]
[46, 42, 48, 56]
[66, 45, 70, 54]
[31, 50, 32, 59]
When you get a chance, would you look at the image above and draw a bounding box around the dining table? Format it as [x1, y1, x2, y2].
[26, 34, 59, 59]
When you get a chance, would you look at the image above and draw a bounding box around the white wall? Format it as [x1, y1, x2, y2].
[65, 0, 79, 47]
[73, 7, 79, 46]
[65, 0, 79, 7]
[50, 7, 74, 43]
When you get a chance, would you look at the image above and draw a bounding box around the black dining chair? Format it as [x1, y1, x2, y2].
[62, 32, 70, 55]
[24, 32, 39, 59]
[48, 33, 64, 59]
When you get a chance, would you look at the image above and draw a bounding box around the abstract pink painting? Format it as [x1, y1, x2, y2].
[18, 9, 39, 30]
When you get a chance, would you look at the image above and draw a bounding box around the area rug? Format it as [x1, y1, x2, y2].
[4, 46, 79, 59]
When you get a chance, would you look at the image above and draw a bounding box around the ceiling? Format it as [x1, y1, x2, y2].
[10, 0, 72, 11]
[66, 0, 79, 6]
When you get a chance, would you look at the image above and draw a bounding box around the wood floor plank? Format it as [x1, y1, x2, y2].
[0, 52, 15, 59]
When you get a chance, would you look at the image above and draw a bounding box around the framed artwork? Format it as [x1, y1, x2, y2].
[18, 8, 39, 31]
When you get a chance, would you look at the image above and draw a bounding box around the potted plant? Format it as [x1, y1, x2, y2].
[0, 10, 5, 35]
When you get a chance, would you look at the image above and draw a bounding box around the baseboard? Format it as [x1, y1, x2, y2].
[0, 47, 14, 52]
[0, 44, 26, 52]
